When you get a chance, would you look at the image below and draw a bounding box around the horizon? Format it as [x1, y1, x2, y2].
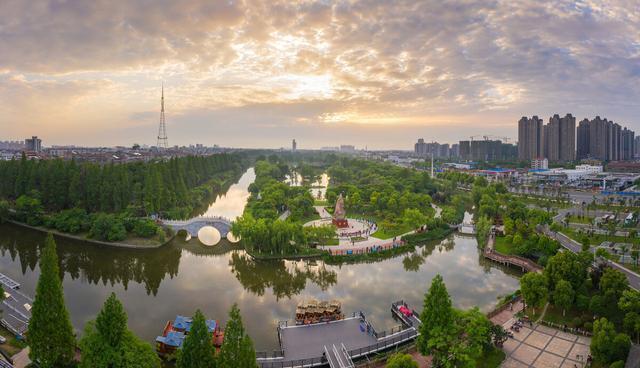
[1, 1, 639, 150]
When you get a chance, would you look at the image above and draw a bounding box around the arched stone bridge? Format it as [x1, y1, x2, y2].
[160, 216, 232, 238]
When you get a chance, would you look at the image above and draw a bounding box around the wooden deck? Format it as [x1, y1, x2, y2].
[483, 233, 542, 273]
[257, 303, 421, 368]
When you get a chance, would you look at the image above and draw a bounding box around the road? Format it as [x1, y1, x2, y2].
[540, 226, 640, 291]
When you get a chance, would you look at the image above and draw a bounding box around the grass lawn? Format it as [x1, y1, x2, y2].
[314, 200, 328, 206]
[522, 305, 592, 329]
[476, 347, 505, 368]
[493, 236, 515, 255]
[567, 215, 593, 224]
[371, 225, 412, 240]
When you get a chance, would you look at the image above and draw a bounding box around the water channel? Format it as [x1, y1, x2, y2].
[0, 168, 520, 353]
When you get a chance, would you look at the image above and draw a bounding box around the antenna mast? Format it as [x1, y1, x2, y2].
[157, 83, 169, 149]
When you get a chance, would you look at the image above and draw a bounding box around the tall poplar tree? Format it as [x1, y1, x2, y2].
[28, 233, 76, 368]
[177, 310, 217, 368]
[217, 304, 257, 368]
[79, 292, 160, 368]
[417, 274, 456, 366]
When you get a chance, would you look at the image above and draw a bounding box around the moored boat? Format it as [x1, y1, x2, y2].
[295, 299, 343, 325]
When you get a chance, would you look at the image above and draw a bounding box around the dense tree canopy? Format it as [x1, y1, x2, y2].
[0, 153, 244, 219]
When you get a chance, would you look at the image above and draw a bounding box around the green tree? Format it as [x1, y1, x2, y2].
[28, 234, 76, 368]
[591, 318, 631, 365]
[520, 272, 547, 315]
[402, 208, 428, 230]
[217, 304, 256, 368]
[553, 280, 574, 316]
[79, 293, 160, 368]
[386, 353, 418, 368]
[418, 275, 456, 366]
[177, 310, 217, 368]
[475, 216, 492, 248]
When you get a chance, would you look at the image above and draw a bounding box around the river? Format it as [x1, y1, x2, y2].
[0, 168, 520, 353]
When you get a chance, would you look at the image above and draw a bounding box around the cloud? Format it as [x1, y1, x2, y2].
[0, 0, 639, 147]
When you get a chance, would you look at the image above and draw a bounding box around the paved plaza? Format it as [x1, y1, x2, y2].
[501, 323, 591, 368]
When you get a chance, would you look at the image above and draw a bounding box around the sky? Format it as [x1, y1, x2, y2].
[1, 0, 639, 150]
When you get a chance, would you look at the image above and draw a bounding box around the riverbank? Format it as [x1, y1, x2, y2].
[322, 227, 455, 264]
[246, 247, 326, 260]
[6, 220, 175, 250]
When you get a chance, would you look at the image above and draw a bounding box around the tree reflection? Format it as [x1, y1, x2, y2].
[229, 252, 337, 299]
[402, 253, 424, 272]
[0, 224, 181, 296]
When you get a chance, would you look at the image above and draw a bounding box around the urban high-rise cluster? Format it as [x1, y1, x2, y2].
[414, 139, 459, 158]
[576, 116, 635, 161]
[518, 114, 634, 163]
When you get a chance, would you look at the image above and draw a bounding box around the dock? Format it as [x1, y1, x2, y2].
[257, 302, 421, 368]
[0, 283, 33, 338]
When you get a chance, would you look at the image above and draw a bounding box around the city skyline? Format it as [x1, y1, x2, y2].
[1, 1, 640, 149]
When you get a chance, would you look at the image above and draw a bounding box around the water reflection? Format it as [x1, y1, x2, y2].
[0, 225, 520, 348]
[200, 168, 255, 220]
[229, 253, 337, 300]
[310, 173, 329, 200]
[0, 224, 181, 296]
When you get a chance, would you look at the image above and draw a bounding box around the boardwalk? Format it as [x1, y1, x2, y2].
[483, 234, 542, 273]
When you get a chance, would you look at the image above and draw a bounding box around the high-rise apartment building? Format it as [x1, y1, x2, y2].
[575, 116, 634, 161]
[25, 136, 42, 152]
[518, 116, 544, 160]
[544, 114, 575, 162]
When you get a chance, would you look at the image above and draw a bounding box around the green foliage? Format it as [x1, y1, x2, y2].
[417, 275, 493, 367]
[590, 318, 631, 365]
[385, 353, 418, 368]
[475, 215, 492, 248]
[402, 208, 428, 230]
[418, 275, 456, 365]
[233, 214, 306, 255]
[79, 293, 160, 368]
[46, 207, 91, 234]
[553, 280, 574, 316]
[15, 194, 44, 225]
[217, 304, 257, 368]
[520, 272, 547, 314]
[90, 214, 127, 242]
[0, 154, 243, 217]
[177, 310, 216, 368]
[28, 234, 76, 368]
[544, 251, 590, 293]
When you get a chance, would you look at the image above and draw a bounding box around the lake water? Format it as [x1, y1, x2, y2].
[0, 168, 520, 352]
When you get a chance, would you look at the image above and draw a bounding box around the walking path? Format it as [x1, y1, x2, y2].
[483, 233, 542, 273]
